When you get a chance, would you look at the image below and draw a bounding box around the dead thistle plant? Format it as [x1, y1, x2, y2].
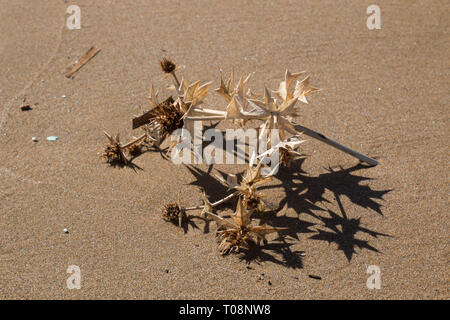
[132, 58, 212, 149]
[161, 202, 186, 227]
[206, 196, 286, 255]
[101, 131, 147, 165]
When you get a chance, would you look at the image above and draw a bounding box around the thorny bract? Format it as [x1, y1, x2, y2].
[207, 196, 286, 255]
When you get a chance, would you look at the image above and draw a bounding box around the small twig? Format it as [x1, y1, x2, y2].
[65, 46, 101, 78]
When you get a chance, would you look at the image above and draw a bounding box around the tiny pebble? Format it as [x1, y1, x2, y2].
[165, 269, 169, 273]
[47, 136, 59, 141]
[63, 228, 69, 233]
[62, 94, 66, 98]
[20, 105, 32, 111]
[32, 137, 38, 142]
[268, 281, 272, 286]
[378, 88, 381, 91]
[300, 252, 306, 257]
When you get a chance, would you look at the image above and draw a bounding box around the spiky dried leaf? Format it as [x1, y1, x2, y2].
[293, 76, 320, 104]
[208, 196, 286, 255]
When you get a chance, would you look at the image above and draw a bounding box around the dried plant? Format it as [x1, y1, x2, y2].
[126, 134, 155, 156]
[236, 162, 272, 212]
[101, 132, 129, 164]
[178, 187, 237, 220]
[180, 69, 320, 148]
[101, 131, 148, 165]
[146, 96, 186, 145]
[182, 70, 258, 125]
[126, 58, 377, 169]
[178, 65, 376, 164]
[99, 57, 379, 262]
[206, 197, 286, 255]
[102, 133, 126, 164]
[132, 58, 212, 147]
[160, 58, 177, 74]
[213, 160, 273, 212]
[240, 161, 272, 205]
[162, 202, 186, 227]
[258, 136, 306, 170]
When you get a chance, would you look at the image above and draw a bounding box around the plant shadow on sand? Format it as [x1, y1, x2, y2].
[267, 158, 391, 217]
[309, 192, 392, 261]
[264, 158, 392, 262]
[166, 214, 202, 234]
[105, 157, 144, 172]
[184, 157, 392, 267]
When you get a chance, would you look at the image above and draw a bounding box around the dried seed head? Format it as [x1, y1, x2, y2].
[101, 132, 129, 166]
[217, 229, 252, 255]
[244, 194, 265, 212]
[159, 58, 176, 74]
[102, 143, 127, 165]
[155, 97, 183, 133]
[162, 203, 185, 226]
[279, 146, 304, 167]
[146, 96, 184, 143]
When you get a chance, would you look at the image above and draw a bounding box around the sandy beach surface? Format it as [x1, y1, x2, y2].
[0, 0, 448, 299]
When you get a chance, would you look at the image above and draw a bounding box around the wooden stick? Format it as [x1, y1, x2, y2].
[293, 123, 378, 166]
[65, 46, 101, 78]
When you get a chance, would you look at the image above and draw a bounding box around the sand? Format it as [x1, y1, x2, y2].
[0, 0, 448, 299]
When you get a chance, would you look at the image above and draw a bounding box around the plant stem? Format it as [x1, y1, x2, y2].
[120, 133, 147, 148]
[185, 191, 239, 211]
[171, 72, 180, 89]
[211, 191, 239, 207]
[185, 113, 263, 121]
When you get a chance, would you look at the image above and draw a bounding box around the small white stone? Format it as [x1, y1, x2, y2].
[32, 137, 38, 142]
[62, 94, 66, 98]
[378, 88, 381, 91]
[63, 228, 69, 233]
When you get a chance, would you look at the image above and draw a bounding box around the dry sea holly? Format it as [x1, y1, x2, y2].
[101, 131, 149, 165]
[206, 196, 286, 255]
[162, 202, 186, 227]
[214, 160, 274, 212]
[132, 58, 212, 148]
